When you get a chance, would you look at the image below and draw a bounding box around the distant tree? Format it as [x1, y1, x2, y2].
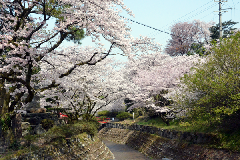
[209, 20, 239, 40]
[165, 20, 214, 56]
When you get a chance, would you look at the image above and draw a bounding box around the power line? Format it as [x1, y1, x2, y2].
[172, 0, 213, 22]
[87, 0, 189, 41]
[87, 0, 218, 46]
[182, 3, 218, 22]
[147, 2, 218, 40]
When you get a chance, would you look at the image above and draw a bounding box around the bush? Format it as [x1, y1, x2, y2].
[0, 113, 11, 132]
[8, 140, 21, 150]
[108, 110, 119, 117]
[24, 134, 39, 147]
[132, 109, 139, 118]
[176, 31, 240, 125]
[99, 116, 107, 121]
[97, 110, 110, 117]
[45, 120, 100, 144]
[116, 112, 132, 121]
[41, 119, 54, 130]
[133, 107, 146, 117]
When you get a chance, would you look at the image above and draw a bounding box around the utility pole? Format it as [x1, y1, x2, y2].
[214, 0, 228, 38]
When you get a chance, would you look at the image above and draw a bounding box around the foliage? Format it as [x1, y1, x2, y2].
[151, 90, 173, 106]
[132, 108, 139, 118]
[136, 114, 240, 152]
[209, 20, 239, 40]
[218, 109, 240, 134]
[131, 107, 146, 118]
[108, 110, 119, 117]
[97, 110, 110, 117]
[65, 26, 85, 44]
[217, 130, 240, 152]
[45, 121, 100, 143]
[137, 116, 170, 127]
[116, 112, 132, 121]
[99, 116, 107, 121]
[124, 98, 135, 112]
[41, 119, 54, 130]
[0, 113, 11, 132]
[176, 31, 240, 126]
[187, 43, 210, 56]
[8, 140, 21, 151]
[24, 134, 39, 147]
[165, 20, 214, 56]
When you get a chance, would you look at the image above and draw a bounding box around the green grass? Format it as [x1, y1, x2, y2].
[135, 115, 240, 153]
[137, 116, 184, 131]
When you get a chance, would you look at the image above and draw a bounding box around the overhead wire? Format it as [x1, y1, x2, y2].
[86, 0, 199, 42]
[87, 0, 233, 54]
[146, 1, 219, 47]
[147, 0, 216, 38]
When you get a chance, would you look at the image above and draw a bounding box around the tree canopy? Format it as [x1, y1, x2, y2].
[209, 20, 239, 40]
[0, 0, 161, 119]
[165, 20, 214, 56]
[175, 31, 240, 125]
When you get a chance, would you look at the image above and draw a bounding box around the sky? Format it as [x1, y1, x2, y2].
[60, 0, 240, 62]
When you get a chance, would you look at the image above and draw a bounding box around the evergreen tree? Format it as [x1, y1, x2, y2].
[209, 20, 238, 40]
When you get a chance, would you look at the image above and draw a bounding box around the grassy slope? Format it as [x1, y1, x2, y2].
[116, 115, 240, 153]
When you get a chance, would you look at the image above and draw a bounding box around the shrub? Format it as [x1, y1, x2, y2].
[8, 140, 21, 150]
[41, 119, 54, 130]
[45, 120, 100, 144]
[0, 113, 11, 132]
[132, 108, 139, 118]
[108, 110, 119, 117]
[176, 31, 240, 125]
[24, 134, 39, 147]
[116, 112, 132, 121]
[132, 107, 147, 118]
[99, 116, 107, 121]
[97, 110, 110, 117]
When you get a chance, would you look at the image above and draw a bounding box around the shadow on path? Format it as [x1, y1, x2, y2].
[102, 139, 153, 160]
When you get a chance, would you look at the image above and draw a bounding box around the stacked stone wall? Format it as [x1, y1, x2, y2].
[1, 113, 115, 159]
[98, 127, 240, 160]
[10, 133, 114, 160]
[103, 122, 219, 145]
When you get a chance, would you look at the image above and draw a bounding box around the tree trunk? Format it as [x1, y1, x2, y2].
[0, 79, 10, 116]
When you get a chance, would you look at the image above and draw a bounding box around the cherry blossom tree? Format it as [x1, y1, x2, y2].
[38, 54, 142, 121]
[122, 52, 206, 122]
[0, 0, 162, 119]
[165, 20, 215, 56]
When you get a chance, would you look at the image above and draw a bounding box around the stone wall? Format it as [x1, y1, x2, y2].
[10, 133, 114, 160]
[0, 113, 67, 155]
[0, 113, 63, 137]
[99, 127, 240, 160]
[1, 114, 115, 160]
[103, 122, 219, 145]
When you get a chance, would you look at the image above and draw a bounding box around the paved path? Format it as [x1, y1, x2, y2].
[102, 139, 152, 160]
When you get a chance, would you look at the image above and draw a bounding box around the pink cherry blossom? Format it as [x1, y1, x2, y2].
[0, 0, 161, 114]
[165, 20, 215, 56]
